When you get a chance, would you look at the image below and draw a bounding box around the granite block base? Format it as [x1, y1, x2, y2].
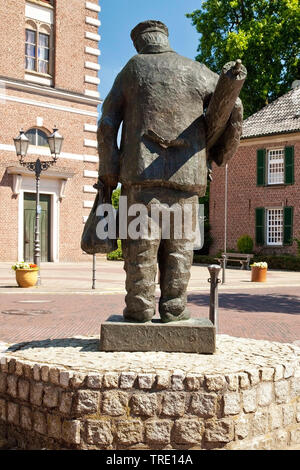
[100, 315, 216, 354]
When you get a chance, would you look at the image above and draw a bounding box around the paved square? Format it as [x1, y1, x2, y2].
[0, 260, 299, 345]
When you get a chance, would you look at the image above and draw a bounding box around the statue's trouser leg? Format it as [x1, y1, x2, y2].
[121, 182, 159, 322]
[158, 238, 193, 323]
[123, 237, 158, 322]
[158, 191, 198, 323]
[121, 185, 198, 323]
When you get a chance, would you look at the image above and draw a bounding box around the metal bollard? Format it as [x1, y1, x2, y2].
[221, 254, 227, 284]
[92, 254, 96, 290]
[207, 264, 221, 333]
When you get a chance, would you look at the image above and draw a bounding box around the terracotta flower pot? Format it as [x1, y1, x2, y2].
[251, 266, 267, 282]
[15, 268, 39, 288]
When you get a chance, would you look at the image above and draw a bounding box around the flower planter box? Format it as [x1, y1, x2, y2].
[15, 268, 39, 288]
[251, 266, 267, 282]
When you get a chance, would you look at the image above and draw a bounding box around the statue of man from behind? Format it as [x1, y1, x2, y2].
[96, 20, 246, 323]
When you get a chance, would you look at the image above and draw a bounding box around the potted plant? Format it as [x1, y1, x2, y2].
[250, 261, 268, 282]
[11, 261, 39, 288]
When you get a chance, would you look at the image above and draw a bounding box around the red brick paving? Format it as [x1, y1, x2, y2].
[0, 286, 299, 344]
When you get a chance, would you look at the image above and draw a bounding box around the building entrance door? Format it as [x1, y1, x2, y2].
[23, 192, 51, 262]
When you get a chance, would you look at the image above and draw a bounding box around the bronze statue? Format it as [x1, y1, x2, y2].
[85, 20, 246, 323]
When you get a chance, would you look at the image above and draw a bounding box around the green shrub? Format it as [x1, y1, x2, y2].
[252, 254, 300, 271]
[193, 253, 300, 271]
[196, 184, 213, 255]
[193, 254, 217, 265]
[195, 221, 213, 255]
[107, 239, 123, 260]
[237, 235, 254, 253]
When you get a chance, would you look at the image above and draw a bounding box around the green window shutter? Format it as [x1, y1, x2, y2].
[283, 206, 293, 245]
[255, 207, 265, 245]
[257, 149, 266, 186]
[284, 146, 294, 185]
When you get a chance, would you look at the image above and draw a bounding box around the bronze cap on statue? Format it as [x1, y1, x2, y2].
[130, 20, 169, 43]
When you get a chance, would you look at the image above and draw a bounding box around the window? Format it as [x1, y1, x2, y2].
[266, 208, 283, 245]
[25, 128, 48, 147]
[38, 32, 50, 74]
[25, 22, 51, 76]
[255, 207, 294, 246]
[256, 146, 294, 186]
[25, 28, 36, 71]
[267, 149, 284, 185]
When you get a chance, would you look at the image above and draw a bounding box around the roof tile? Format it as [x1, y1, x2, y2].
[241, 86, 300, 139]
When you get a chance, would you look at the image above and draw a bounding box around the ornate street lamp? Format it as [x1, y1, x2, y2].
[47, 127, 64, 161]
[13, 127, 64, 285]
[13, 129, 29, 159]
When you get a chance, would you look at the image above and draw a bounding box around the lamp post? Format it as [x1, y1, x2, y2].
[13, 127, 64, 285]
[222, 163, 228, 284]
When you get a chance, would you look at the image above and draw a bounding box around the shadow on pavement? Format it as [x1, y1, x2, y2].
[0, 286, 21, 289]
[188, 292, 300, 315]
[6, 337, 99, 353]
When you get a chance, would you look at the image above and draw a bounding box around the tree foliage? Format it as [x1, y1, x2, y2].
[111, 187, 121, 209]
[187, 0, 300, 117]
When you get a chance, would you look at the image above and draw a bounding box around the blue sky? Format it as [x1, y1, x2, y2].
[97, 1, 202, 105]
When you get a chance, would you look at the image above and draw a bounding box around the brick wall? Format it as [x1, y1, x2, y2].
[0, 96, 99, 261]
[0, 0, 25, 80]
[54, 0, 86, 93]
[209, 136, 300, 255]
[0, 0, 101, 262]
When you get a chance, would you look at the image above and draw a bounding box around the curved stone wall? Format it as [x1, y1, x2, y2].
[0, 335, 299, 450]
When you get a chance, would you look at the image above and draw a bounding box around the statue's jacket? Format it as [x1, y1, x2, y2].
[98, 50, 239, 196]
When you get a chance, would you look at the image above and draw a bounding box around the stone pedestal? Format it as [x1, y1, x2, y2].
[0, 335, 299, 450]
[100, 315, 216, 354]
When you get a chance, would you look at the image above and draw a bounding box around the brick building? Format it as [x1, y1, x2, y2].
[0, 0, 101, 262]
[209, 84, 300, 256]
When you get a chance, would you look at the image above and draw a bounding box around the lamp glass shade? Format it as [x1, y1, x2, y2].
[13, 130, 29, 157]
[48, 128, 64, 155]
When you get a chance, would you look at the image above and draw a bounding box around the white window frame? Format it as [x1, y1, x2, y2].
[267, 148, 284, 185]
[25, 7, 53, 86]
[266, 207, 283, 246]
[25, 22, 52, 76]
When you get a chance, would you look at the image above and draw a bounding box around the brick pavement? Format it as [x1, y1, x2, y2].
[0, 287, 299, 345]
[0, 261, 299, 345]
[1, 261, 300, 451]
